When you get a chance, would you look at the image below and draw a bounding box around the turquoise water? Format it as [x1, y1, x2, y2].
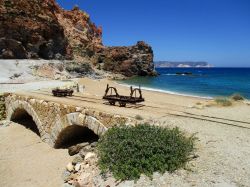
[121, 68, 250, 99]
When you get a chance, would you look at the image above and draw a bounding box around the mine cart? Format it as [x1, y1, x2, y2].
[103, 84, 145, 107]
[52, 88, 74, 97]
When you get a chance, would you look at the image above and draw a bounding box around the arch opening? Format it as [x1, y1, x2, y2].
[54, 125, 99, 149]
[11, 108, 40, 136]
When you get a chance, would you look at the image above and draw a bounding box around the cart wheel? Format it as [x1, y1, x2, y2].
[109, 101, 116, 105]
[119, 102, 126, 107]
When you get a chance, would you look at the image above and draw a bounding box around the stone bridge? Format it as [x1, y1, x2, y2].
[4, 93, 131, 148]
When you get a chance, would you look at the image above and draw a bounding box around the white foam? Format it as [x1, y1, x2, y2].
[118, 82, 213, 100]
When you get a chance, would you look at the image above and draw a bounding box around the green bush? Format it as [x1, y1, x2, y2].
[231, 94, 244, 101]
[215, 97, 232, 106]
[135, 114, 143, 120]
[97, 124, 196, 181]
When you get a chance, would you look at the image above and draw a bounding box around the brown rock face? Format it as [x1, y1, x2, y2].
[0, 0, 156, 76]
[0, 0, 71, 59]
[100, 41, 155, 76]
[56, 6, 103, 60]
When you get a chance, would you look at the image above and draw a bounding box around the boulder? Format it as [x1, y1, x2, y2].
[66, 162, 74, 172]
[68, 142, 90, 156]
[72, 155, 84, 165]
[84, 152, 96, 160]
[0, 38, 27, 59]
[101, 41, 156, 77]
[74, 163, 81, 172]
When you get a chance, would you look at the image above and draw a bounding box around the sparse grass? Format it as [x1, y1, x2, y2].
[135, 114, 143, 120]
[215, 97, 232, 106]
[97, 124, 196, 181]
[231, 94, 244, 101]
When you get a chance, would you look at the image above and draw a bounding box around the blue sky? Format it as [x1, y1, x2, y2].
[57, 0, 250, 67]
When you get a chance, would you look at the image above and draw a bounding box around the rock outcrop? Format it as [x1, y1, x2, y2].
[56, 5, 103, 61]
[0, 0, 156, 77]
[0, 0, 71, 59]
[99, 41, 155, 77]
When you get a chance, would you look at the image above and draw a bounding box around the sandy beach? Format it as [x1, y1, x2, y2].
[1, 77, 250, 186]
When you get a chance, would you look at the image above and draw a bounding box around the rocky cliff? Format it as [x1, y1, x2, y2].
[0, 0, 155, 77]
[99, 41, 155, 77]
[0, 0, 71, 59]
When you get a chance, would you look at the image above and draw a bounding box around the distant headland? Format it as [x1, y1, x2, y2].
[154, 61, 213, 68]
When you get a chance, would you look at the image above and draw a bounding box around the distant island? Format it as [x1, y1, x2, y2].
[154, 61, 213, 68]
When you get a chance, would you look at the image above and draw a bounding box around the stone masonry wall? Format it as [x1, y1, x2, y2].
[4, 93, 134, 147]
[0, 94, 6, 120]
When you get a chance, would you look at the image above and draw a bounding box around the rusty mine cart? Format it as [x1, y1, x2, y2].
[102, 84, 145, 107]
[52, 88, 74, 97]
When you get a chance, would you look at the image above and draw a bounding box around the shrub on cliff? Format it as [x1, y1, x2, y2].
[97, 124, 196, 181]
[65, 61, 93, 75]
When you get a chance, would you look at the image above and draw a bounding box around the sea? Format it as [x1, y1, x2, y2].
[121, 68, 250, 99]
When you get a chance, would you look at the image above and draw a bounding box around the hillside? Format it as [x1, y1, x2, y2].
[0, 0, 155, 77]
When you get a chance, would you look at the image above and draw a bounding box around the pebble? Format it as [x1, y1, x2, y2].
[84, 152, 96, 160]
[66, 162, 74, 172]
[90, 142, 98, 147]
[72, 155, 83, 165]
[62, 171, 71, 182]
[75, 163, 81, 172]
[62, 183, 74, 187]
[77, 172, 91, 186]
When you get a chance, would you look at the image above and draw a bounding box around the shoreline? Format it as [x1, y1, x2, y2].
[117, 81, 213, 100]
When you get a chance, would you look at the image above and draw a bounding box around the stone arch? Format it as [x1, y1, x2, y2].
[66, 113, 107, 137]
[54, 125, 99, 149]
[7, 100, 43, 136]
[53, 113, 108, 148]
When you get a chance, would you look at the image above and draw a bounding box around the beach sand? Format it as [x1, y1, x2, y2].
[0, 122, 72, 187]
[1, 77, 250, 186]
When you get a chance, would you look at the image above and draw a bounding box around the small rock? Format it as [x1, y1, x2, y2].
[84, 164, 90, 169]
[62, 171, 71, 182]
[79, 149, 87, 159]
[62, 183, 74, 187]
[72, 155, 84, 165]
[0, 120, 11, 127]
[79, 145, 93, 158]
[75, 163, 81, 172]
[77, 172, 91, 186]
[68, 142, 90, 156]
[90, 142, 98, 147]
[66, 162, 74, 172]
[84, 152, 96, 160]
[75, 107, 82, 112]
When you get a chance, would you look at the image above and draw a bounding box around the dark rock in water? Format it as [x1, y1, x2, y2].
[176, 72, 193, 76]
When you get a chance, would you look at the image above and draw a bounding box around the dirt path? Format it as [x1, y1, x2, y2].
[0, 123, 72, 187]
